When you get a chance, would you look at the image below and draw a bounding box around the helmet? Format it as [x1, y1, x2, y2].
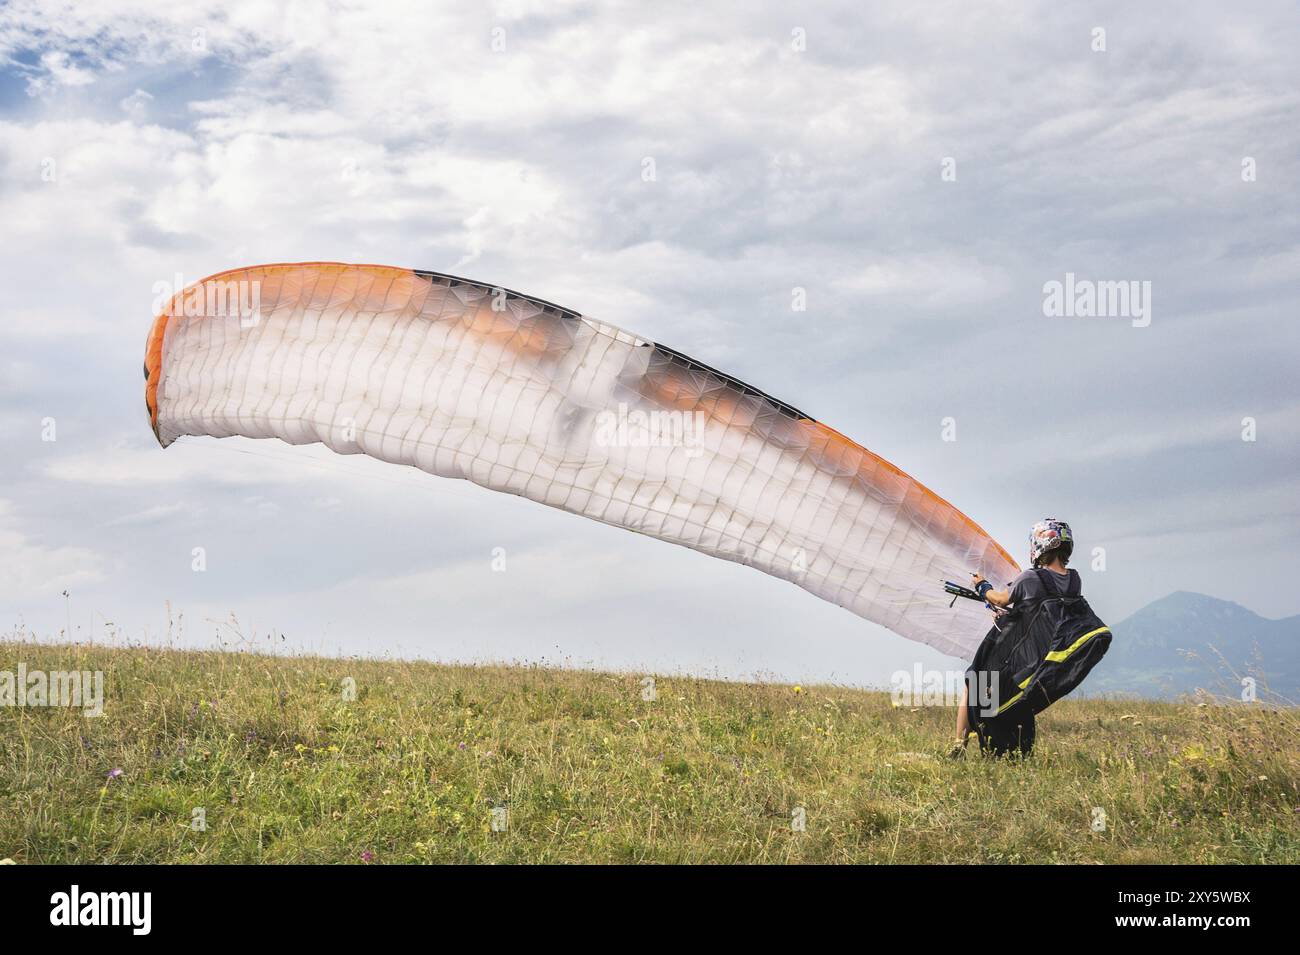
[1029, 518, 1073, 567]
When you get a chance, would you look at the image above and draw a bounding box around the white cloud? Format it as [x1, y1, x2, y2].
[32, 50, 96, 92]
[0, 499, 103, 601]
[0, 0, 1298, 675]
[835, 254, 1012, 308]
[102, 501, 188, 527]
[37, 439, 314, 487]
[118, 88, 154, 122]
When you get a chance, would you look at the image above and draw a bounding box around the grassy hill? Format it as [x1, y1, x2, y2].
[1, 640, 1296, 864]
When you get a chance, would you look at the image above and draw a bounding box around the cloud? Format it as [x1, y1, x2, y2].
[118, 88, 154, 122]
[29, 50, 96, 93]
[102, 502, 188, 527]
[0, 499, 103, 601]
[0, 0, 1298, 675]
[37, 439, 320, 487]
[834, 253, 1012, 308]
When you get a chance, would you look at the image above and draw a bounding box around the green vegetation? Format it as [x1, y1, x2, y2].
[1, 641, 1295, 863]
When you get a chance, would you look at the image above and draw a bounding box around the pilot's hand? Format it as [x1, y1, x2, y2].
[970, 573, 987, 587]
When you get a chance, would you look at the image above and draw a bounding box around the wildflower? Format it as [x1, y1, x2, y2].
[360, 850, 374, 863]
[107, 768, 123, 780]
[793, 685, 803, 695]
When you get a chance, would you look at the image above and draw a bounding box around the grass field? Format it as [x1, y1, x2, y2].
[1, 640, 1295, 864]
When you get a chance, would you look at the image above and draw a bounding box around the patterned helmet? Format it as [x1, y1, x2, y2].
[1029, 518, 1073, 566]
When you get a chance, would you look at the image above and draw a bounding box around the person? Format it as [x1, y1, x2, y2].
[950, 518, 1077, 757]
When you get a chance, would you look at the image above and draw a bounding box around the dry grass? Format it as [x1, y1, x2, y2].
[1, 640, 1295, 863]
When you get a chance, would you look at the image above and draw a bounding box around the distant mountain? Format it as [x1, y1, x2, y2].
[1087, 591, 1299, 701]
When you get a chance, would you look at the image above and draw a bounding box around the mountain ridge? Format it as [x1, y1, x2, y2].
[1088, 590, 1298, 701]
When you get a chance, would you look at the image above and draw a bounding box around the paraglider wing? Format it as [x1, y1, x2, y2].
[145, 262, 1018, 657]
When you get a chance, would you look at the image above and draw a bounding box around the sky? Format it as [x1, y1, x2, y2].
[1, 1, 1297, 688]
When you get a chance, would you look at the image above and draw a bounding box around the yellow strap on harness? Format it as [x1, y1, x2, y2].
[996, 691, 1024, 715]
[994, 627, 1110, 714]
[1044, 626, 1111, 663]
